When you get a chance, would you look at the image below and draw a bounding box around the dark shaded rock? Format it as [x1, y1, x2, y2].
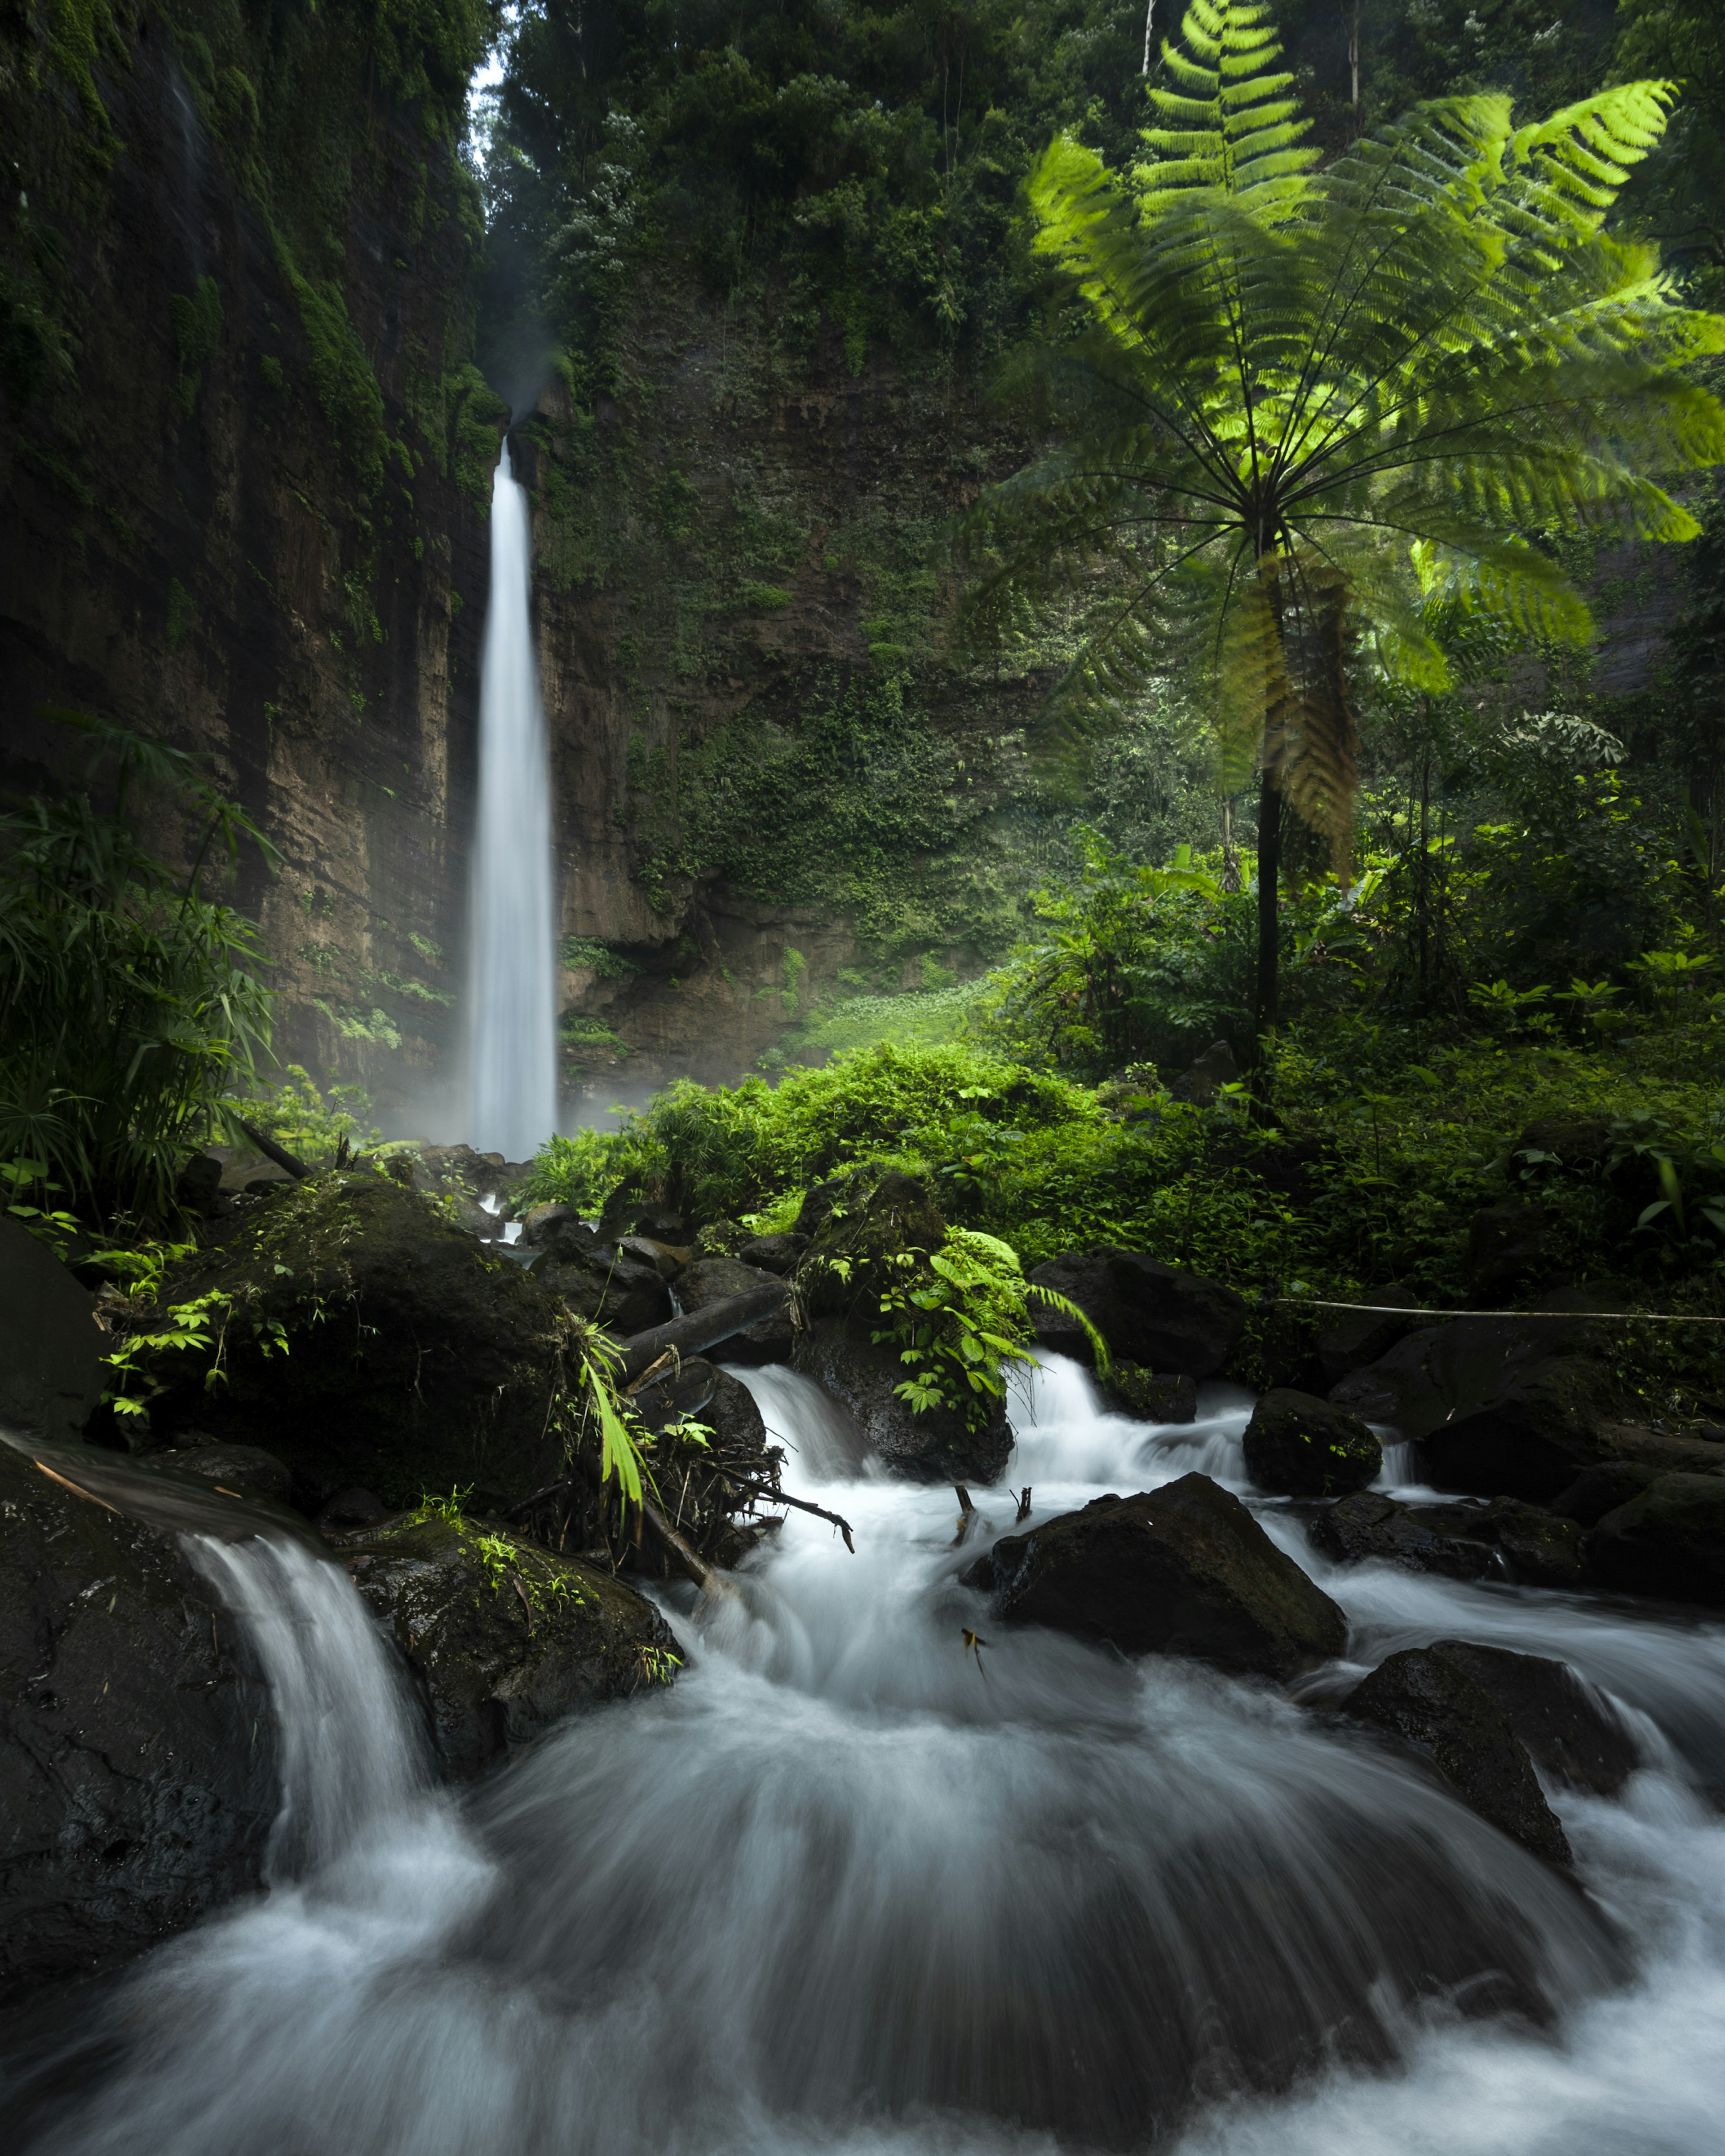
[1589, 1474, 1725, 1607]
[984, 1475, 1347, 1680]
[792, 1314, 1013, 1484]
[1243, 1389, 1381, 1497]
[1466, 1201, 1565, 1301]
[704, 1366, 768, 1458]
[792, 1176, 854, 1239]
[341, 1513, 679, 1780]
[629, 1357, 718, 1436]
[597, 1193, 688, 1245]
[174, 1153, 226, 1219]
[1329, 1299, 1605, 1440]
[1317, 1286, 1420, 1387]
[0, 1440, 276, 2003]
[798, 1171, 949, 1293]
[1309, 1492, 1496, 1580]
[738, 1231, 809, 1276]
[1099, 1364, 1197, 1423]
[1551, 1462, 1661, 1527]
[673, 1255, 796, 1362]
[144, 1444, 293, 1507]
[1175, 1038, 1238, 1105]
[616, 1283, 790, 1385]
[691, 1220, 750, 1259]
[1342, 1648, 1571, 1864]
[520, 1202, 588, 1249]
[618, 1234, 690, 1281]
[1429, 1639, 1639, 1796]
[0, 1217, 103, 1443]
[534, 1235, 672, 1336]
[1487, 1496, 1588, 1588]
[315, 1486, 390, 1534]
[1025, 1247, 1248, 1378]
[144, 1171, 586, 1511]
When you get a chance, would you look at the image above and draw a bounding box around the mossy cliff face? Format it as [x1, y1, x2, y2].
[516, 288, 1061, 1093]
[0, 0, 501, 1117]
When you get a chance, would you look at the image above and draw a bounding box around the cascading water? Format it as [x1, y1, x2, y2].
[14, 1365, 1725, 2155]
[467, 442, 557, 1162]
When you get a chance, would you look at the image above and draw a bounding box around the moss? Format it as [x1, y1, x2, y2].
[279, 257, 387, 494]
[169, 275, 223, 415]
[165, 576, 196, 649]
[43, 0, 126, 141]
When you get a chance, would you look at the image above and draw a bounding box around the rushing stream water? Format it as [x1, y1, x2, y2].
[14, 1360, 1725, 2154]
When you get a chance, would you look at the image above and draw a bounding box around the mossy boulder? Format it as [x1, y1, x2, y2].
[339, 1512, 680, 1780]
[1098, 1364, 1197, 1423]
[1243, 1389, 1381, 1497]
[1588, 1473, 1725, 1606]
[146, 1171, 582, 1511]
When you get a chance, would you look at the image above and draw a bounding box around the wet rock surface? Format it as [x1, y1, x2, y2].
[1098, 1364, 1197, 1423]
[793, 1314, 1013, 1484]
[522, 1211, 672, 1334]
[1243, 1389, 1381, 1497]
[673, 1256, 796, 1363]
[1487, 1496, 1589, 1588]
[0, 1440, 276, 2003]
[1589, 1474, 1725, 1607]
[0, 1219, 103, 1444]
[1025, 1248, 1248, 1378]
[1426, 1639, 1640, 1796]
[338, 1514, 680, 1780]
[142, 1171, 583, 1512]
[738, 1232, 809, 1276]
[140, 1444, 295, 1507]
[1342, 1646, 1572, 1864]
[977, 1474, 1348, 1680]
[1308, 1492, 1497, 1580]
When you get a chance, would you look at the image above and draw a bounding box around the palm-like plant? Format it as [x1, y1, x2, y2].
[963, 0, 1725, 1057]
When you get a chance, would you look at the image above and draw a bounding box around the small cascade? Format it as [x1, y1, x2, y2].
[468, 442, 558, 1162]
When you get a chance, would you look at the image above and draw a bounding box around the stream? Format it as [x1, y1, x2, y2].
[13, 1357, 1725, 2154]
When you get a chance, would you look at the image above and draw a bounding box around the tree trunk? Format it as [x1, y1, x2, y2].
[1252, 768, 1282, 1067]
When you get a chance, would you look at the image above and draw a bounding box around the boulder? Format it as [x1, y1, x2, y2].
[672, 1256, 796, 1363]
[1026, 1248, 1248, 1378]
[1307, 1491, 1495, 1581]
[792, 1176, 855, 1239]
[978, 1475, 1347, 1681]
[1342, 1648, 1571, 1864]
[1486, 1496, 1588, 1589]
[1316, 1288, 1420, 1387]
[704, 1365, 767, 1458]
[691, 1220, 750, 1259]
[526, 1214, 672, 1334]
[792, 1314, 1013, 1484]
[173, 1153, 227, 1219]
[1428, 1639, 1639, 1796]
[140, 1170, 586, 1511]
[628, 1357, 718, 1436]
[738, 1231, 809, 1276]
[314, 1486, 390, 1534]
[1099, 1364, 1197, 1423]
[618, 1234, 690, 1281]
[1588, 1474, 1725, 1607]
[0, 1217, 104, 1443]
[142, 1444, 294, 1508]
[1551, 1462, 1661, 1527]
[0, 1440, 276, 2003]
[1243, 1389, 1381, 1497]
[340, 1512, 679, 1779]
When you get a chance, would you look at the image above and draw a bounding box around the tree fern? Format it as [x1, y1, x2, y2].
[961, 0, 1725, 1061]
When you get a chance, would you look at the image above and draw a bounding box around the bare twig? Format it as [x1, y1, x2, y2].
[234, 1118, 312, 1181]
[640, 1495, 739, 1599]
[715, 1471, 856, 1553]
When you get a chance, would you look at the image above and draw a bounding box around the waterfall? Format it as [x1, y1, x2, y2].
[468, 442, 557, 1162]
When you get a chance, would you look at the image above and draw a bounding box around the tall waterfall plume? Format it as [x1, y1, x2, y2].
[468, 441, 557, 1161]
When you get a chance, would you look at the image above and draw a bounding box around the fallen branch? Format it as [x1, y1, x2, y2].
[640, 1494, 738, 1599]
[234, 1118, 313, 1182]
[616, 1283, 789, 1386]
[716, 1471, 856, 1553]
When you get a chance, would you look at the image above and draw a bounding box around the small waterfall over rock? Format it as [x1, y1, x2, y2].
[468, 441, 557, 1162]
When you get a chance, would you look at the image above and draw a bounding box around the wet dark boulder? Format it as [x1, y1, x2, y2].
[141, 1443, 294, 1507]
[738, 1231, 809, 1276]
[1428, 1639, 1639, 1796]
[673, 1256, 795, 1363]
[1243, 1389, 1381, 1497]
[979, 1474, 1347, 1681]
[1308, 1492, 1495, 1581]
[0, 1440, 276, 2003]
[1025, 1249, 1247, 1378]
[1588, 1474, 1725, 1607]
[1487, 1496, 1588, 1588]
[525, 1213, 672, 1335]
[792, 1314, 1012, 1484]
[618, 1234, 690, 1283]
[1551, 1462, 1661, 1527]
[1342, 1648, 1571, 1864]
[1099, 1364, 1197, 1423]
[0, 1217, 104, 1443]
[142, 1171, 585, 1512]
[1316, 1288, 1420, 1387]
[339, 1512, 680, 1781]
